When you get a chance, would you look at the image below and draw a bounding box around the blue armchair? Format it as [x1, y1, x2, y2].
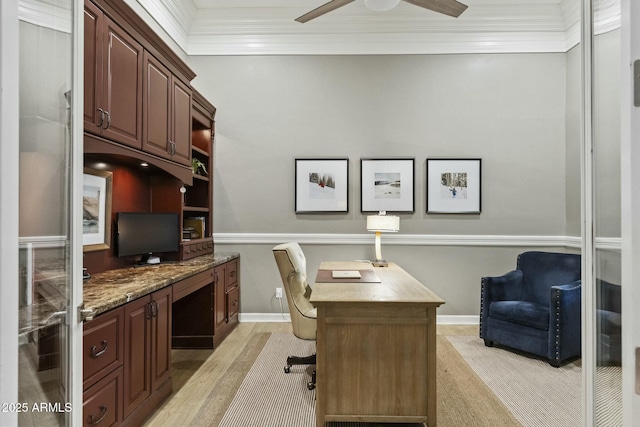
[480, 251, 581, 367]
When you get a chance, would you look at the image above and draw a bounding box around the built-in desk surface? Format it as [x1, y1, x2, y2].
[311, 261, 444, 427]
[83, 252, 238, 318]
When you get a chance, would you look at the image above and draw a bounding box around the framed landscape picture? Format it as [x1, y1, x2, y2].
[361, 158, 414, 213]
[426, 158, 482, 214]
[295, 158, 349, 213]
[83, 168, 113, 251]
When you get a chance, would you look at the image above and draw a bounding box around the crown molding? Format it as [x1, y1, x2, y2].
[18, 0, 72, 33]
[135, 0, 621, 55]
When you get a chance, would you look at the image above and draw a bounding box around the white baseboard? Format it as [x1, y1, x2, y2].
[239, 313, 478, 325]
[239, 313, 291, 323]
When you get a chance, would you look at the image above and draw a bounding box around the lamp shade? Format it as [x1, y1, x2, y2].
[367, 213, 400, 232]
[364, 0, 401, 11]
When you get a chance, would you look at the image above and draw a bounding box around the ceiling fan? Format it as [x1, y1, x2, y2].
[295, 0, 468, 23]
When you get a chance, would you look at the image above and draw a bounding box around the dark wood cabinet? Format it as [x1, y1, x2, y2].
[83, 367, 123, 427]
[83, 307, 125, 426]
[180, 91, 216, 260]
[82, 258, 238, 425]
[214, 264, 227, 333]
[142, 52, 192, 166]
[84, 0, 143, 149]
[214, 259, 240, 346]
[123, 287, 172, 420]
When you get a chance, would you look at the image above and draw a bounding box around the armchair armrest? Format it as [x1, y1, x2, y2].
[480, 269, 523, 339]
[548, 280, 582, 365]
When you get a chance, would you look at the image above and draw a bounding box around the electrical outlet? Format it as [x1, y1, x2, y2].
[276, 287, 283, 299]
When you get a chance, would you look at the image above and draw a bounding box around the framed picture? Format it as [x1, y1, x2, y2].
[295, 158, 349, 213]
[361, 158, 414, 213]
[83, 168, 113, 252]
[426, 158, 482, 214]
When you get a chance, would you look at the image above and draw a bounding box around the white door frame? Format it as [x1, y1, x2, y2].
[620, 0, 640, 423]
[0, 1, 84, 425]
[0, 1, 21, 425]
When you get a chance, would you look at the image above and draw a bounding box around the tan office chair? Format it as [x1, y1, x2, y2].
[272, 242, 317, 390]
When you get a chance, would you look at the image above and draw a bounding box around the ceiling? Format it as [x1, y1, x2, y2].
[135, 0, 618, 55]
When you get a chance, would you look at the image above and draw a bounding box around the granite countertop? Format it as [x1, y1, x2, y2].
[19, 252, 238, 336]
[83, 252, 239, 318]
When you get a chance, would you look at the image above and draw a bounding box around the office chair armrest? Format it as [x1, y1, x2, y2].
[548, 280, 582, 364]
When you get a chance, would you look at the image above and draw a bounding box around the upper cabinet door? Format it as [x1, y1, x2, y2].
[101, 16, 143, 149]
[142, 52, 171, 159]
[83, 0, 103, 135]
[170, 78, 192, 166]
[142, 52, 192, 166]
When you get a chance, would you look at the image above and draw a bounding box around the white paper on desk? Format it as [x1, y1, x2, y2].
[332, 270, 361, 279]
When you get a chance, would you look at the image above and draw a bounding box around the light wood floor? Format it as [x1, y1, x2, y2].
[143, 322, 478, 426]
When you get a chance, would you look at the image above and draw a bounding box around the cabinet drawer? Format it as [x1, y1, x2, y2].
[181, 239, 214, 260]
[173, 269, 214, 301]
[228, 286, 240, 319]
[83, 366, 122, 427]
[226, 259, 238, 292]
[83, 307, 124, 390]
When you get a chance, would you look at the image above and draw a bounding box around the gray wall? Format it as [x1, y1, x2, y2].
[188, 52, 579, 316]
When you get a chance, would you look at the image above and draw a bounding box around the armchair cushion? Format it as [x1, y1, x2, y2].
[489, 301, 549, 330]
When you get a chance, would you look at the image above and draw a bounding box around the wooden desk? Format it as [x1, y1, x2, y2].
[311, 261, 445, 427]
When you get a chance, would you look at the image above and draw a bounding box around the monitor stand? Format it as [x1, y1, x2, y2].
[135, 253, 161, 267]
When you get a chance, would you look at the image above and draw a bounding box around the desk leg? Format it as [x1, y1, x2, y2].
[315, 306, 326, 427]
[427, 306, 437, 427]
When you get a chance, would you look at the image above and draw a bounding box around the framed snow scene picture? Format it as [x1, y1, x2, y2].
[426, 158, 482, 214]
[361, 158, 415, 213]
[295, 158, 349, 213]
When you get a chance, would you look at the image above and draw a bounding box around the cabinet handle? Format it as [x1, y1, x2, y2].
[96, 108, 105, 128]
[232, 299, 238, 307]
[148, 300, 159, 318]
[90, 340, 108, 358]
[214, 272, 218, 284]
[89, 405, 108, 425]
[146, 302, 154, 319]
[103, 110, 111, 129]
[230, 271, 236, 278]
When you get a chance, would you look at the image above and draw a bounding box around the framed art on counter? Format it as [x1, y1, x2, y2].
[295, 158, 349, 213]
[82, 168, 113, 251]
[426, 158, 482, 214]
[361, 158, 415, 213]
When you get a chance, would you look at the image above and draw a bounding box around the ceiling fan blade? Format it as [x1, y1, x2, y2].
[295, 0, 356, 23]
[403, 0, 468, 18]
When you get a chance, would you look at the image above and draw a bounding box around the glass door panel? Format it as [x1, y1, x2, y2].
[592, 1, 623, 424]
[18, 1, 75, 424]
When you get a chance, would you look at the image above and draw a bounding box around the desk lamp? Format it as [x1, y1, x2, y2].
[366, 211, 399, 267]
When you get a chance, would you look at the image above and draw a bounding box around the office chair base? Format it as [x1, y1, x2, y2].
[285, 353, 316, 368]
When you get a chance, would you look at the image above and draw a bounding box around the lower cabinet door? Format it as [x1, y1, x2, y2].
[83, 367, 123, 427]
[151, 287, 172, 390]
[123, 296, 151, 418]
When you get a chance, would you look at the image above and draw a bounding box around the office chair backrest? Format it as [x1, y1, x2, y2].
[517, 251, 581, 304]
[273, 242, 317, 340]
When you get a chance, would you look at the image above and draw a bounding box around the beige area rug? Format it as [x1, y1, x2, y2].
[217, 333, 521, 427]
[447, 336, 623, 427]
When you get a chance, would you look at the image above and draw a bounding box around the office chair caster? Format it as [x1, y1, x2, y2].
[307, 369, 316, 390]
[284, 365, 291, 373]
